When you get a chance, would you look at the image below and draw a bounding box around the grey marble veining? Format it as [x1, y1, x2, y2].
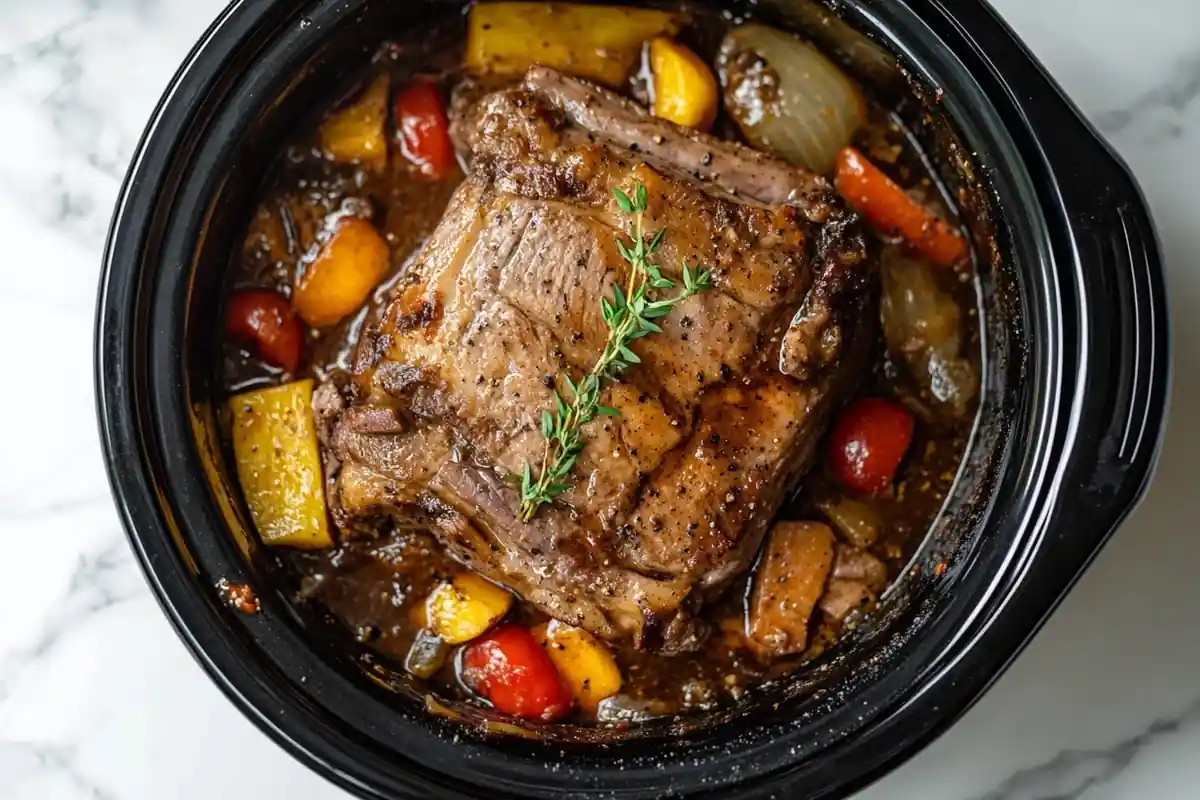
[1, 1, 1197, 798]
[971, 698, 1200, 800]
[1094, 53, 1200, 140]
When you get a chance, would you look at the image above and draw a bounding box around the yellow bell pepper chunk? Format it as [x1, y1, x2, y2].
[427, 572, 513, 644]
[318, 73, 389, 170]
[228, 380, 333, 550]
[467, 3, 679, 88]
[535, 620, 622, 711]
[293, 216, 391, 328]
[650, 37, 718, 131]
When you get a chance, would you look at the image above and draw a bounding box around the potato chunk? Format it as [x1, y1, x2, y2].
[649, 37, 718, 130]
[318, 73, 389, 170]
[466, 3, 678, 88]
[748, 521, 836, 656]
[427, 572, 513, 644]
[228, 380, 333, 549]
[535, 620, 622, 711]
[293, 216, 390, 328]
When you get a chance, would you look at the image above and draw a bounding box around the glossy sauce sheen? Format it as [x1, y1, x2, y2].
[220, 10, 979, 722]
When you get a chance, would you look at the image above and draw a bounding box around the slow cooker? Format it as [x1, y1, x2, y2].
[95, 0, 1170, 797]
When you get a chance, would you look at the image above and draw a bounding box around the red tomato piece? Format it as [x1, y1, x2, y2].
[834, 146, 969, 269]
[461, 625, 572, 721]
[827, 397, 915, 493]
[394, 81, 456, 180]
[225, 288, 304, 373]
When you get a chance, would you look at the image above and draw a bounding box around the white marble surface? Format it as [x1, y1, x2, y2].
[0, 0, 1197, 797]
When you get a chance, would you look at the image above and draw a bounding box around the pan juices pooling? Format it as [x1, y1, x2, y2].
[220, 2, 979, 726]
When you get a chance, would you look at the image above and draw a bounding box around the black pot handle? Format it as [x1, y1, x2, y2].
[1049, 147, 1169, 541]
[979, 2, 1171, 539]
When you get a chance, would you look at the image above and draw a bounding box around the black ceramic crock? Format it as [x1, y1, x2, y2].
[95, 0, 1170, 797]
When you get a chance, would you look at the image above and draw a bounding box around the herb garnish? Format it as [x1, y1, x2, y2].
[519, 183, 713, 521]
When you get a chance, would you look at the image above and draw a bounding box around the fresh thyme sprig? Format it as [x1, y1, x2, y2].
[519, 183, 713, 522]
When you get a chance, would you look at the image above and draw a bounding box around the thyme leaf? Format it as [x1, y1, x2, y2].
[519, 182, 713, 521]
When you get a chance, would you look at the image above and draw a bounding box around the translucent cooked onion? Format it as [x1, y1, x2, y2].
[880, 248, 978, 417]
[719, 24, 865, 175]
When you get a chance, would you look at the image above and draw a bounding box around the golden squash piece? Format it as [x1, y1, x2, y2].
[228, 380, 333, 550]
[535, 620, 622, 711]
[293, 216, 391, 328]
[649, 37, 718, 130]
[318, 73, 389, 170]
[466, 3, 679, 88]
[747, 521, 836, 656]
[427, 572, 513, 645]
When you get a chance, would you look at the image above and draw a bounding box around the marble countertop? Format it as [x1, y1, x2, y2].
[1, 0, 1196, 797]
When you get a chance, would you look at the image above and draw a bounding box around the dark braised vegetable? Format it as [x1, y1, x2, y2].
[880, 248, 979, 417]
[218, 4, 980, 728]
[817, 496, 883, 549]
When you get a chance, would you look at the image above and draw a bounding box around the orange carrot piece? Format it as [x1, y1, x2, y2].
[834, 146, 968, 268]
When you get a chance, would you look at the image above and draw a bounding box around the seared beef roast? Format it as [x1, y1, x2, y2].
[320, 67, 875, 653]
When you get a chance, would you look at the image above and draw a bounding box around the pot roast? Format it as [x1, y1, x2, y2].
[318, 67, 876, 654]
